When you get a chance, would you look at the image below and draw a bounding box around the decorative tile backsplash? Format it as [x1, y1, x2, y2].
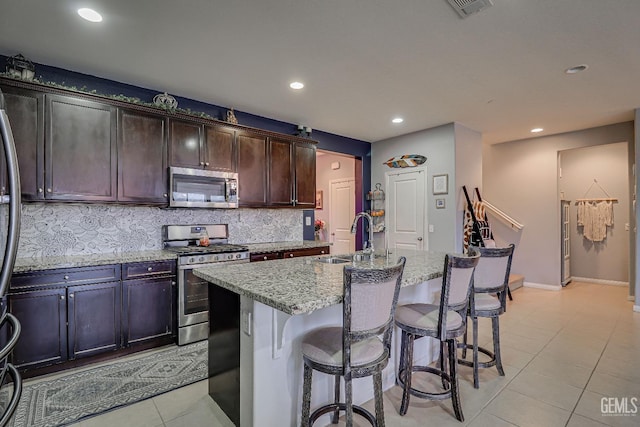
[17, 204, 303, 258]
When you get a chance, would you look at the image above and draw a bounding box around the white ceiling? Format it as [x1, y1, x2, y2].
[1, 0, 639, 144]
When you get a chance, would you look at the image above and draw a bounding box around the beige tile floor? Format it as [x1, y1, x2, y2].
[64, 282, 638, 426]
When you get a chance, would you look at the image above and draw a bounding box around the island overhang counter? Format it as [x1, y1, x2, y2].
[194, 249, 447, 427]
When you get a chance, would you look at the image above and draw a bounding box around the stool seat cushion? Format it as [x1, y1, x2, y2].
[301, 327, 385, 367]
[394, 303, 463, 333]
[474, 293, 501, 311]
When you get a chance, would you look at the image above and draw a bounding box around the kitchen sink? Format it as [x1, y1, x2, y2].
[351, 253, 386, 262]
[314, 256, 351, 264]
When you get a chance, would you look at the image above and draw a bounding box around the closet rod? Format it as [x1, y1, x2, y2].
[575, 198, 618, 202]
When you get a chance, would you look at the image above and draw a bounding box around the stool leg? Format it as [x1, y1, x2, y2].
[461, 323, 468, 359]
[302, 364, 313, 427]
[448, 339, 464, 422]
[440, 340, 449, 389]
[331, 375, 340, 423]
[492, 316, 505, 376]
[374, 370, 385, 427]
[472, 315, 479, 389]
[399, 332, 414, 416]
[345, 374, 353, 426]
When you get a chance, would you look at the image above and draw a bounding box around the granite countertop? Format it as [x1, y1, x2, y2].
[244, 240, 331, 253]
[11, 240, 330, 273]
[193, 249, 447, 315]
[12, 250, 178, 273]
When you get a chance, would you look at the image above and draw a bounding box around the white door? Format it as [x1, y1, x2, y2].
[386, 169, 426, 251]
[561, 200, 571, 286]
[329, 179, 355, 255]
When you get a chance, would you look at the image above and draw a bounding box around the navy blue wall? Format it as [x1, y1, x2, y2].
[1, 54, 371, 245]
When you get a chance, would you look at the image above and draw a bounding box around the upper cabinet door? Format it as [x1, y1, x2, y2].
[45, 94, 117, 201]
[0, 85, 44, 200]
[117, 109, 168, 204]
[268, 138, 293, 206]
[294, 141, 317, 208]
[169, 119, 203, 169]
[237, 131, 267, 207]
[204, 125, 235, 172]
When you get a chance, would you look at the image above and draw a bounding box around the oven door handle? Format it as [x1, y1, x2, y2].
[178, 259, 249, 271]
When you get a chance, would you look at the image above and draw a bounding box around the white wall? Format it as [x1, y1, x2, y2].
[559, 143, 629, 282]
[372, 123, 458, 252]
[454, 123, 483, 252]
[484, 121, 634, 287]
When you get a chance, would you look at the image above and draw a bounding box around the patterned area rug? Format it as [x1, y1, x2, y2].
[0, 341, 207, 427]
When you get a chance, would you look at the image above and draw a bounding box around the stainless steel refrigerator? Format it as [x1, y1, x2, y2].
[0, 88, 22, 425]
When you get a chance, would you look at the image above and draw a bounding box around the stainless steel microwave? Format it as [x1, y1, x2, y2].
[169, 167, 238, 208]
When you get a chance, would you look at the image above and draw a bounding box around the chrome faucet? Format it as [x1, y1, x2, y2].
[350, 212, 375, 254]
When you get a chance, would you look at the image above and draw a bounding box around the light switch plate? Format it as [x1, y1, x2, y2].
[305, 217, 311, 226]
[428, 224, 435, 233]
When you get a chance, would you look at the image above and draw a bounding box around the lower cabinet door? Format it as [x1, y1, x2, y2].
[67, 281, 122, 359]
[122, 277, 174, 346]
[9, 288, 68, 368]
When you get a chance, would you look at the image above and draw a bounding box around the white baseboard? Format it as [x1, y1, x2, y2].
[634, 305, 640, 313]
[571, 277, 629, 287]
[523, 282, 562, 291]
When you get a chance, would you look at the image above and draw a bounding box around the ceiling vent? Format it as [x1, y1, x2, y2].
[446, 0, 494, 18]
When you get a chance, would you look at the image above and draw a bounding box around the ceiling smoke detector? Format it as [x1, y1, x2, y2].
[446, 0, 494, 18]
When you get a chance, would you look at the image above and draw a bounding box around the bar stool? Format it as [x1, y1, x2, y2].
[300, 257, 407, 427]
[394, 251, 479, 422]
[459, 244, 515, 388]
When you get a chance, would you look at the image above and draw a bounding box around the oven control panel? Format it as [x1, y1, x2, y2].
[179, 251, 250, 265]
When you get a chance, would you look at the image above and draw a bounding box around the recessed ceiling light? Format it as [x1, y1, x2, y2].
[78, 8, 103, 22]
[392, 117, 404, 124]
[565, 64, 588, 74]
[531, 128, 544, 133]
[289, 81, 304, 90]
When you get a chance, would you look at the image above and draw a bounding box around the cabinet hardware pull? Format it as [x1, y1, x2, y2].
[205, 162, 210, 166]
[60, 295, 65, 300]
[171, 281, 176, 285]
[69, 294, 74, 298]
[263, 256, 268, 260]
[64, 275, 69, 280]
[289, 254, 294, 257]
[47, 188, 52, 193]
[38, 188, 43, 193]
[147, 267, 153, 272]
[163, 193, 168, 197]
[321, 250, 325, 254]
[199, 162, 204, 166]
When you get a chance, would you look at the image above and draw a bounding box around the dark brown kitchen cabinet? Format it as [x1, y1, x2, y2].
[9, 288, 67, 369]
[169, 120, 236, 172]
[204, 125, 236, 172]
[250, 246, 330, 262]
[268, 138, 294, 206]
[169, 119, 202, 169]
[67, 281, 121, 359]
[45, 94, 117, 201]
[122, 260, 176, 347]
[117, 109, 168, 203]
[294, 141, 317, 208]
[8, 264, 122, 371]
[0, 84, 44, 199]
[237, 131, 268, 206]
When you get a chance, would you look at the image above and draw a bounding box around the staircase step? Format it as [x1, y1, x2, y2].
[509, 274, 524, 291]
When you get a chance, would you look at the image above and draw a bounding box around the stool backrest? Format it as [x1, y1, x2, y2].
[343, 257, 406, 360]
[472, 244, 515, 292]
[438, 250, 480, 339]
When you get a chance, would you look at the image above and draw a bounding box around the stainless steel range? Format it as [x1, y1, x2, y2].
[162, 224, 249, 345]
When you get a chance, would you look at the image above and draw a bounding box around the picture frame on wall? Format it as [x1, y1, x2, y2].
[433, 174, 448, 195]
[435, 198, 446, 209]
[315, 190, 323, 209]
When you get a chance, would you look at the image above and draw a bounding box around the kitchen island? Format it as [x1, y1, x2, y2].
[194, 249, 447, 426]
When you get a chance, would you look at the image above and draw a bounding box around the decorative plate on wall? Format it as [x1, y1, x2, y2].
[384, 154, 427, 168]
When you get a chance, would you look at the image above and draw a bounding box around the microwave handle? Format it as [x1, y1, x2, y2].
[226, 179, 237, 202]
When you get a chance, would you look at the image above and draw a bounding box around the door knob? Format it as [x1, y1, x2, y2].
[417, 237, 423, 241]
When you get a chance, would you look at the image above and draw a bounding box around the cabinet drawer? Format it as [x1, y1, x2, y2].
[122, 260, 176, 279]
[250, 252, 281, 262]
[10, 264, 121, 290]
[283, 246, 330, 259]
